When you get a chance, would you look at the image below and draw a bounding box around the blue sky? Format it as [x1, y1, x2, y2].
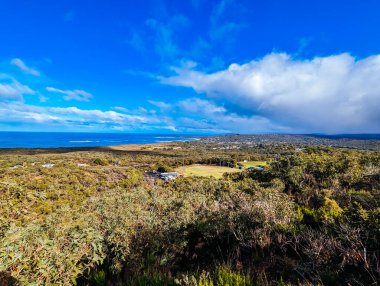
[1, 0, 380, 133]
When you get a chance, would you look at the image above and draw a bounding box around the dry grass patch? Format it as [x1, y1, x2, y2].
[238, 161, 268, 168]
[176, 164, 241, 179]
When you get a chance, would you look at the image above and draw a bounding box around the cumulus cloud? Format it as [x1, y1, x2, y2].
[177, 97, 226, 116]
[0, 90, 285, 133]
[161, 53, 380, 133]
[46, 86, 93, 102]
[10, 58, 40, 76]
[113, 106, 156, 116]
[177, 98, 289, 133]
[0, 103, 62, 124]
[0, 101, 160, 129]
[0, 79, 35, 100]
[0, 99, 181, 132]
[48, 106, 148, 124]
[148, 97, 289, 133]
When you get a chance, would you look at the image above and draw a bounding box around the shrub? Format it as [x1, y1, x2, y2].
[178, 266, 252, 286]
[0, 210, 105, 285]
[93, 158, 107, 165]
[157, 164, 173, 173]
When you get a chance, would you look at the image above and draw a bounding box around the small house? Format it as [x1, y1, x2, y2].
[159, 172, 179, 181]
[247, 166, 264, 171]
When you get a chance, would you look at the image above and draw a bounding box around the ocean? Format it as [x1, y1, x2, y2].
[0, 132, 201, 148]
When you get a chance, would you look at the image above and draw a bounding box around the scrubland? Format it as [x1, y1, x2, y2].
[0, 142, 379, 285]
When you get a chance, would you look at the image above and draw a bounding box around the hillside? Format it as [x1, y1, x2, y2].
[0, 140, 379, 285]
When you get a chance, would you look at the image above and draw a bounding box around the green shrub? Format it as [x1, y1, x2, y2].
[157, 164, 174, 173]
[178, 266, 252, 286]
[93, 158, 107, 165]
[120, 169, 144, 189]
[130, 273, 178, 286]
[87, 269, 107, 286]
[301, 196, 343, 224]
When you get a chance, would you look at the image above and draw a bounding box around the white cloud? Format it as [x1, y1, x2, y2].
[0, 91, 285, 133]
[177, 98, 226, 116]
[0, 80, 35, 100]
[46, 86, 93, 102]
[112, 106, 131, 113]
[113, 106, 155, 115]
[0, 103, 61, 124]
[145, 14, 189, 60]
[10, 58, 40, 76]
[47, 106, 148, 125]
[175, 98, 289, 133]
[149, 97, 289, 133]
[148, 100, 172, 109]
[161, 53, 380, 133]
[38, 94, 48, 102]
[0, 101, 171, 131]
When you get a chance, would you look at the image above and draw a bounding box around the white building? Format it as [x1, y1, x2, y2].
[159, 172, 179, 181]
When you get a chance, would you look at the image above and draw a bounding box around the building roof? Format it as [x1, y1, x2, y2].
[159, 172, 178, 177]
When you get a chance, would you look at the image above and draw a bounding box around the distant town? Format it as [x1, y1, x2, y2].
[199, 134, 380, 151]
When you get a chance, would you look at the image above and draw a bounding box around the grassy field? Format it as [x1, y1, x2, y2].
[176, 164, 241, 179]
[238, 161, 268, 168]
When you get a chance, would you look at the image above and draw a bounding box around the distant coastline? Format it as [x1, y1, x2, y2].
[0, 132, 202, 149]
[0, 131, 379, 150]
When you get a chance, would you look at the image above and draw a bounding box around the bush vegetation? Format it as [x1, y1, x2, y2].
[0, 143, 379, 285]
